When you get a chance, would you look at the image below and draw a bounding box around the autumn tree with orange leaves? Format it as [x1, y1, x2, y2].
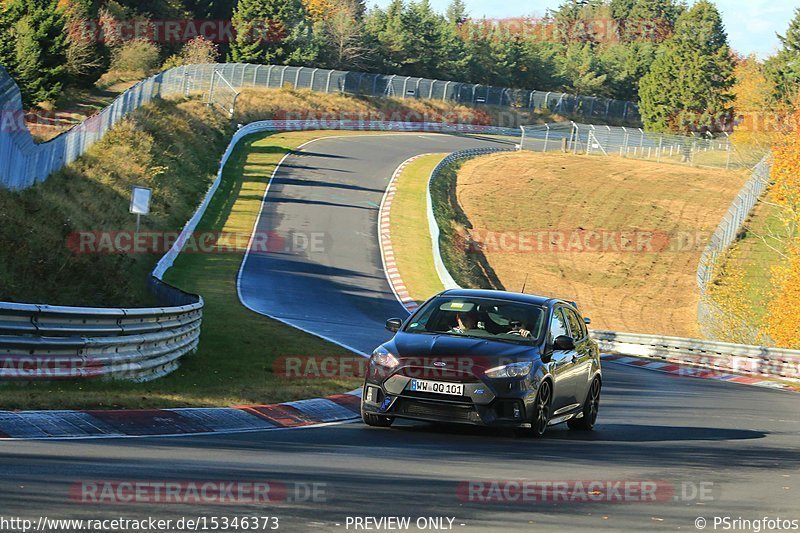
[766, 109, 800, 348]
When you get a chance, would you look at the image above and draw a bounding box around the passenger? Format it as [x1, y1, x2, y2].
[450, 311, 482, 335]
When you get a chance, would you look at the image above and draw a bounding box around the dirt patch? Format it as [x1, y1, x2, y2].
[456, 152, 748, 337]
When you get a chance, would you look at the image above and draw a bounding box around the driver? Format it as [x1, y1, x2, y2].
[450, 311, 482, 335]
[508, 320, 532, 338]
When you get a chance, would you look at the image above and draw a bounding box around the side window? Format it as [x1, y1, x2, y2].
[549, 308, 569, 341]
[566, 309, 586, 340]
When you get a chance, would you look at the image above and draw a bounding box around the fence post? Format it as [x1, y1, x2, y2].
[657, 135, 663, 163]
[325, 70, 334, 93]
[294, 68, 301, 88]
[310, 68, 318, 90]
[443, 81, 451, 101]
[519, 126, 526, 151]
[724, 132, 732, 170]
[622, 127, 629, 157]
[280, 65, 288, 88]
[207, 70, 217, 104]
[266, 65, 274, 88]
[572, 122, 580, 154]
[544, 124, 550, 152]
[429, 80, 436, 99]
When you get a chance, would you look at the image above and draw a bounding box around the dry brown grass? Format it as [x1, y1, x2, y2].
[456, 152, 749, 337]
[234, 88, 560, 128]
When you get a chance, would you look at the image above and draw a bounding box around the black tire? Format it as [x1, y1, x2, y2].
[568, 378, 601, 431]
[362, 410, 394, 428]
[516, 380, 552, 438]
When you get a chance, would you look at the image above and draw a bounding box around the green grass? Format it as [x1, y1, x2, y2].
[0, 97, 231, 307]
[0, 130, 371, 410]
[389, 154, 448, 303]
[429, 159, 505, 291]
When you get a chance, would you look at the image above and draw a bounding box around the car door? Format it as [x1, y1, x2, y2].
[547, 307, 579, 411]
[565, 307, 594, 405]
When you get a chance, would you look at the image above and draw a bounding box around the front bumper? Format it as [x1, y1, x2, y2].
[362, 373, 537, 427]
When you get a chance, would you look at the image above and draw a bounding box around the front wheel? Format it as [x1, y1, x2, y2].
[362, 409, 394, 428]
[568, 378, 601, 431]
[516, 380, 552, 438]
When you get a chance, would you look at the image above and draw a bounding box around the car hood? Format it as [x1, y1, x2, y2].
[390, 332, 536, 360]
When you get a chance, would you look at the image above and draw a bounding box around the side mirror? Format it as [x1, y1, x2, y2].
[584, 317, 592, 325]
[554, 335, 576, 351]
[385, 318, 403, 333]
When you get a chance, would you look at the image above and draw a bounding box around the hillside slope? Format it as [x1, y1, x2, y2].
[453, 152, 748, 337]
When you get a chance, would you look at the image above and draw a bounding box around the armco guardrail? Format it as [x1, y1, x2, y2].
[0, 62, 639, 190]
[593, 330, 800, 382]
[426, 147, 516, 290]
[0, 281, 202, 382]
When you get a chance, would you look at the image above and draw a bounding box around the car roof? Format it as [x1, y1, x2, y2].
[440, 288, 562, 308]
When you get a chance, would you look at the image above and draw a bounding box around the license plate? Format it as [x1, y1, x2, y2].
[409, 379, 464, 396]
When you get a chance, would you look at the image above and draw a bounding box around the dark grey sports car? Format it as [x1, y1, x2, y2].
[361, 289, 602, 437]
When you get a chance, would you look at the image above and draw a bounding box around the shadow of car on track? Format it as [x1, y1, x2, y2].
[383, 420, 766, 444]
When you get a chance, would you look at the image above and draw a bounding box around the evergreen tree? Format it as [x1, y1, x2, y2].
[446, 0, 467, 25]
[0, 0, 69, 105]
[599, 40, 657, 101]
[765, 8, 800, 105]
[557, 42, 609, 96]
[229, 0, 317, 65]
[625, 0, 684, 42]
[638, 0, 735, 132]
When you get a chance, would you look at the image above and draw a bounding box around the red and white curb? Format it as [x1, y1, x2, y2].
[379, 154, 436, 314]
[601, 353, 800, 393]
[0, 391, 362, 440]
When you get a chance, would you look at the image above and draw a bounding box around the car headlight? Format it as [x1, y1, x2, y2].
[485, 361, 532, 379]
[371, 346, 399, 369]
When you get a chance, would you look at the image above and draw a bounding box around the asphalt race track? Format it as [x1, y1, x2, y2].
[2, 134, 799, 532]
[238, 133, 514, 354]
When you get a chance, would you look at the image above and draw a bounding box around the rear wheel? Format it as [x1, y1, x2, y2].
[568, 378, 601, 431]
[362, 410, 394, 428]
[516, 380, 552, 438]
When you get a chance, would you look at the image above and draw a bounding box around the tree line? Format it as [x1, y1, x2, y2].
[1, 0, 800, 133]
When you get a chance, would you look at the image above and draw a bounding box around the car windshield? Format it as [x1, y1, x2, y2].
[403, 296, 546, 345]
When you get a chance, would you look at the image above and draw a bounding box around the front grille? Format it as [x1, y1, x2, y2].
[394, 399, 477, 423]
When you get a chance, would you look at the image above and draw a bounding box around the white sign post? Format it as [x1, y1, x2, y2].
[130, 186, 152, 232]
